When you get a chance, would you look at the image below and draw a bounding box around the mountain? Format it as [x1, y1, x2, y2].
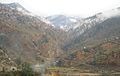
[46, 15, 81, 31]
[60, 39, 120, 68]
[0, 2, 120, 71]
[63, 7, 120, 51]
[64, 7, 120, 39]
[0, 3, 65, 66]
[61, 7, 120, 67]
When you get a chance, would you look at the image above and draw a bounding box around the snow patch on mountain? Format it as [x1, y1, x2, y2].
[69, 18, 77, 22]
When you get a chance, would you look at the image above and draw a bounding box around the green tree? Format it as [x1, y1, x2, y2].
[21, 62, 34, 76]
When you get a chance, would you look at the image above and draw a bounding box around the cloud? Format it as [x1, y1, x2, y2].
[0, 0, 120, 17]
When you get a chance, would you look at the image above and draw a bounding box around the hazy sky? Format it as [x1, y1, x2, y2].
[1, 0, 120, 17]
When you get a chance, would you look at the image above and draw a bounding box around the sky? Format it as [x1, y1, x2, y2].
[0, 0, 120, 17]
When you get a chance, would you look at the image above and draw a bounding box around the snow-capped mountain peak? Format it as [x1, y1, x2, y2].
[46, 15, 81, 31]
[10, 3, 30, 12]
[0, 3, 36, 16]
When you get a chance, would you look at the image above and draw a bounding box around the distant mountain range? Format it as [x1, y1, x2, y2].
[46, 15, 81, 31]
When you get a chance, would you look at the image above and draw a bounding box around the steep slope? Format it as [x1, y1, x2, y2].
[0, 3, 64, 65]
[61, 38, 120, 67]
[60, 8, 120, 67]
[63, 8, 120, 51]
[74, 16, 120, 48]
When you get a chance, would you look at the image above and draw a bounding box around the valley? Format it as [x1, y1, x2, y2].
[0, 2, 120, 76]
